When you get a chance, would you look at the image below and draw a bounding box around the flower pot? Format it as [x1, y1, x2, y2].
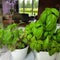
[11, 46, 28, 60]
[0, 48, 12, 60]
[33, 51, 56, 60]
[56, 53, 60, 60]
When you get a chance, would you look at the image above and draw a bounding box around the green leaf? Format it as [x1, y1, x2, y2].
[49, 48, 56, 56]
[32, 26, 43, 39]
[46, 14, 57, 31]
[49, 41, 57, 56]
[43, 36, 50, 50]
[51, 8, 59, 17]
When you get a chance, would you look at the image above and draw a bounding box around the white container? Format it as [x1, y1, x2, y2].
[56, 53, 60, 60]
[0, 48, 12, 60]
[11, 46, 28, 60]
[57, 24, 60, 29]
[33, 51, 56, 60]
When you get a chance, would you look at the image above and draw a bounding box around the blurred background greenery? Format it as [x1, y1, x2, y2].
[19, 0, 38, 16]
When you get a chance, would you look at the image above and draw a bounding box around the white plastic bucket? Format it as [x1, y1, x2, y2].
[56, 53, 60, 60]
[11, 46, 28, 60]
[34, 51, 56, 60]
[0, 48, 12, 60]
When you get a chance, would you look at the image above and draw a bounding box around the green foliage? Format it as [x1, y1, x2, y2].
[0, 23, 26, 51]
[1, 7, 60, 56]
[20, 8, 59, 56]
[48, 41, 58, 56]
[57, 44, 60, 52]
[30, 40, 43, 52]
[38, 10, 47, 24]
[46, 14, 57, 31]
[51, 8, 59, 17]
[25, 0, 31, 8]
[19, 8, 38, 15]
[43, 36, 50, 51]
[0, 28, 4, 48]
[38, 8, 52, 24]
[44, 31, 49, 38]
[56, 28, 60, 43]
[32, 26, 43, 39]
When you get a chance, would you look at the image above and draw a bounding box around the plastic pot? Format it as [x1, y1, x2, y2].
[0, 48, 12, 60]
[56, 53, 60, 60]
[33, 51, 56, 60]
[11, 46, 28, 60]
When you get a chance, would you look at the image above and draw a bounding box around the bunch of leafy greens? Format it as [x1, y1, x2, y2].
[0, 23, 26, 51]
[0, 28, 4, 48]
[20, 8, 60, 56]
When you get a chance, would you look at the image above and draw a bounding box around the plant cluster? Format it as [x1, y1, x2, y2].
[20, 8, 60, 56]
[0, 23, 26, 51]
[0, 8, 60, 56]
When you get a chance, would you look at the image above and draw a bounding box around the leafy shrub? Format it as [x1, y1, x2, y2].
[20, 8, 60, 56]
[0, 23, 26, 51]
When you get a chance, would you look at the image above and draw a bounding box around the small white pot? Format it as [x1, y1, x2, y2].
[33, 51, 56, 60]
[11, 46, 28, 60]
[0, 48, 12, 60]
[56, 53, 60, 60]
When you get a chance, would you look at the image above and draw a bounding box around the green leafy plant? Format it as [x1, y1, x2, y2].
[0, 23, 27, 51]
[52, 28, 60, 53]
[0, 28, 4, 48]
[20, 8, 59, 56]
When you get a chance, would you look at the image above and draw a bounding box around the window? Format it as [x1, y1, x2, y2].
[18, 0, 38, 16]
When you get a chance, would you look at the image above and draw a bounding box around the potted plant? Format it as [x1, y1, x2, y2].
[53, 28, 60, 60]
[30, 36, 59, 60]
[0, 28, 12, 60]
[21, 8, 59, 60]
[0, 23, 28, 60]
